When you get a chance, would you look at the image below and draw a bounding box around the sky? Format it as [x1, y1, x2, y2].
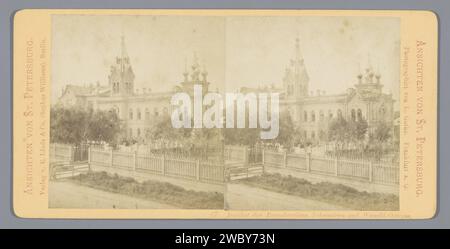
[51, 15, 400, 103]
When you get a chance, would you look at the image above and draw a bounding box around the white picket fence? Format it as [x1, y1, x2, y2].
[89, 148, 225, 183]
[50, 143, 398, 185]
[262, 150, 399, 185]
[49, 143, 73, 162]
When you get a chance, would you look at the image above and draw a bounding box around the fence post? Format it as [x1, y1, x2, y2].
[261, 149, 265, 165]
[369, 162, 373, 182]
[161, 154, 166, 175]
[110, 148, 114, 167]
[87, 146, 91, 171]
[244, 147, 249, 164]
[196, 160, 200, 181]
[133, 151, 137, 172]
[284, 151, 288, 168]
[51, 144, 56, 161]
[306, 153, 311, 172]
[69, 146, 74, 162]
[334, 157, 339, 176]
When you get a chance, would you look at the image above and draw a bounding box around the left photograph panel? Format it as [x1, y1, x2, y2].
[49, 15, 227, 209]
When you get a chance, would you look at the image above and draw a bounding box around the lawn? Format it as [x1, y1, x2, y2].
[69, 171, 224, 209]
[237, 173, 399, 211]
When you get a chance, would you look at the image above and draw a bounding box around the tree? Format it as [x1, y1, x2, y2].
[347, 117, 368, 152]
[86, 109, 122, 145]
[50, 106, 122, 145]
[223, 127, 259, 146]
[328, 115, 349, 150]
[51, 107, 88, 145]
[273, 111, 299, 149]
[146, 114, 189, 141]
[328, 115, 369, 151]
[373, 122, 391, 143]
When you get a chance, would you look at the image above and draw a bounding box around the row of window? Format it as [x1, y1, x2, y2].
[303, 109, 342, 122]
[112, 82, 133, 94]
[302, 107, 387, 123]
[129, 127, 147, 137]
[304, 130, 326, 140]
[128, 107, 169, 120]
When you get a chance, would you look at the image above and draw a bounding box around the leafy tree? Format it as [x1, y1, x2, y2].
[50, 106, 122, 145]
[328, 115, 368, 150]
[222, 110, 300, 148]
[328, 115, 349, 148]
[50, 107, 88, 145]
[86, 109, 122, 145]
[348, 118, 368, 142]
[373, 122, 391, 143]
[146, 114, 189, 141]
[273, 111, 299, 149]
[224, 127, 259, 146]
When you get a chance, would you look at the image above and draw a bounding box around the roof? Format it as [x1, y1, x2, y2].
[63, 84, 109, 97]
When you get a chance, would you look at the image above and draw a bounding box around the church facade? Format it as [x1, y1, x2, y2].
[56, 37, 395, 143]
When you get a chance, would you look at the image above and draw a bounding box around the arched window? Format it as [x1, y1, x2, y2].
[137, 108, 141, 120]
[145, 108, 150, 120]
[379, 106, 386, 121]
[111, 106, 118, 115]
[357, 109, 363, 120]
[328, 110, 333, 119]
[319, 130, 325, 140]
[112, 82, 116, 93]
[319, 110, 324, 121]
[311, 131, 316, 139]
[129, 108, 133, 120]
[311, 111, 316, 122]
[351, 109, 356, 121]
[137, 128, 141, 136]
[304, 111, 308, 122]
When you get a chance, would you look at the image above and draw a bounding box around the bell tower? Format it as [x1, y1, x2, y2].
[283, 38, 309, 99]
[180, 53, 210, 95]
[109, 36, 135, 96]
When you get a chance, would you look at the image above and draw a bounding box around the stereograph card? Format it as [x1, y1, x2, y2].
[13, 9, 437, 219]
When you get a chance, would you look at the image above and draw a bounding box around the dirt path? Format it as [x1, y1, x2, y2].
[49, 180, 176, 209]
[49, 180, 347, 211]
[225, 183, 348, 210]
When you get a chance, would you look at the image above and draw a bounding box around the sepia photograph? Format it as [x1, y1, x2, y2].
[48, 14, 400, 211]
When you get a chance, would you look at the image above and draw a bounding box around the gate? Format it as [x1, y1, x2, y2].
[226, 165, 264, 181]
[73, 144, 89, 162]
[50, 161, 89, 180]
[248, 145, 263, 164]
